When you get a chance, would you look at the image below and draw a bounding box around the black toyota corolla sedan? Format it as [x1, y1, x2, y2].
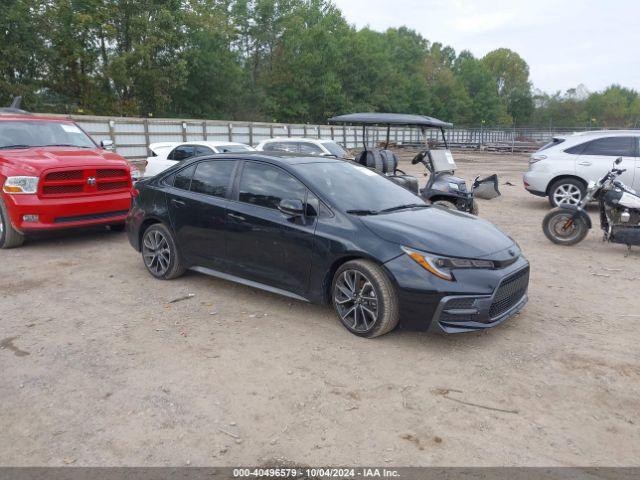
[126, 153, 529, 338]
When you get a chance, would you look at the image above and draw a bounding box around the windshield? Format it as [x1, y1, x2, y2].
[0, 120, 95, 149]
[322, 141, 348, 157]
[216, 144, 253, 153]
[294, 162, 425, 213]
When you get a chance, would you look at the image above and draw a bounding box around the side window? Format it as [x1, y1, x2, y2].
[170, 145, 196, 161]
[190, 161, 235, 198]
[580, 137, 635, 157]
[298, 142, 323, 154]
[172, 164, 196, 190]
[238, 162, 307, 210]
[196, 146, 214, 156]
[565, 143, 586, 155]
[261, 142, 279, 152]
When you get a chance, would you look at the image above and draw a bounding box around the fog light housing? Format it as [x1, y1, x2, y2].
[22, 214, 39, 222]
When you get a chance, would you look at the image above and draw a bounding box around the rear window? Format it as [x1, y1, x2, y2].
[216, 144, 252, 153]
[537, 138, 565, 152]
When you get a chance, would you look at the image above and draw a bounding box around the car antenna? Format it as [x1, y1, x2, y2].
[0, 96, 31, 115]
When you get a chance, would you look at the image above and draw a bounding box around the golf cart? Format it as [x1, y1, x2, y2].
[328, 113, 500, 215]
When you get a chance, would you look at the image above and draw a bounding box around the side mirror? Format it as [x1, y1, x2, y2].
[101, 139, 115, 150]
[278, 198, 305, 217]
[615, 157, 623, 165]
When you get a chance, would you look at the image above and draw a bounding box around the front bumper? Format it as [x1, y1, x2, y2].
[385, 253, 530, 333]
[3, 191, 131, 232]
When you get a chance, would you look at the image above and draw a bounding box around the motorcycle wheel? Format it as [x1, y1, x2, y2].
[542, 208, 589, 245]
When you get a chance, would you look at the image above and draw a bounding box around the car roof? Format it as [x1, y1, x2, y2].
[258, 137, 333, 143]
[184, 151, 344, 166]
[569, 130, 640, 137]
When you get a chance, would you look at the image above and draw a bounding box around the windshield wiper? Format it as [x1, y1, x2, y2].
[0, 144, 32, 150]
[378, 203, 429, 214]
[346, 209, 379, 216]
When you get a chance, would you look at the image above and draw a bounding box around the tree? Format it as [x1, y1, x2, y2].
[482, 48, 533, 124]
[453, 50, 507, 124]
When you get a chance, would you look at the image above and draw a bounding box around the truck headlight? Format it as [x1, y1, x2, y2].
[3, 176, 39, 194]
[401, 246, 495, 281]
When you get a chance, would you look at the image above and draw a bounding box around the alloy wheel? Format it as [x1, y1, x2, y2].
[334, 269, 379, 333]
[142, 229, 171, 276]
[553, 184, 582, 206]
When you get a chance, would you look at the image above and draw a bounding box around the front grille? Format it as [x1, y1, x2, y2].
[439, 297, 478, 324]
[96, 168, 127, 178]
[45, 170, 83, 181]
[41, 167, 131, 197]
[98, 181, 129, 191]
[43, 184, 84, 195]
[489, 267, 530, 319]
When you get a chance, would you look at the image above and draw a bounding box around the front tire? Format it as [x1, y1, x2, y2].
[0, 197, 25, 249]
[542, 208, 589, 245]
[141, 223, 185, 279]
[331, 260, 399, 338]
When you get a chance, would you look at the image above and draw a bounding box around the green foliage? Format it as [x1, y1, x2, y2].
[0, 0, 637, 127]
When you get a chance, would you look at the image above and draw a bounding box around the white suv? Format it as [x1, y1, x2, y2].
[524, 131, 640, 207]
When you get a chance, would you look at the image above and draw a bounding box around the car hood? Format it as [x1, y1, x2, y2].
[0, 147, 129, 176]
[360, 206, 515, 259]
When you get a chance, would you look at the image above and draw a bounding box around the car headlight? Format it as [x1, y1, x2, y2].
[401, 246, 495, 281]
[448, 182, 459, 191]
[3, 176, 39, 194]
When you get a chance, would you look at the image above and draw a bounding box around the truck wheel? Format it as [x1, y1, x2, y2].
[332, 260, 399, 338]
[0, 197, 25, 249]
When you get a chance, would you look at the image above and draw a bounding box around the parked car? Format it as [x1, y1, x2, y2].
[523, 131, 640, 207]
[144, 141, 255, 177]
[126, 152, 529, 338]
[255, 137, 350, 159]
[0, 101, 134, 248]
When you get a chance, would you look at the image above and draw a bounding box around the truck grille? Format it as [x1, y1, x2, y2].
[41, 168, 130, 198]
[489, 267, 529, 319]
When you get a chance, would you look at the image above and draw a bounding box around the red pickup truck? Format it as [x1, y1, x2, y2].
[0, 104, 134, 248]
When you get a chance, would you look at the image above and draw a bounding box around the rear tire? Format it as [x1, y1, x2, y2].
[0, 197, 25, 249]
[331, 260, 399, 338]
[141, 223, 186, 279]
[542, 208, 589, 245]
[548, 178, 586, 208]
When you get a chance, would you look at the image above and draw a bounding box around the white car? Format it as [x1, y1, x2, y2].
[255, 137, 349, 158]
[144, 141, 255, 177]
[523, 131, 640, 207]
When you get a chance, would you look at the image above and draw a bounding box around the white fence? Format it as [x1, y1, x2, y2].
[41, 113, 635, 160]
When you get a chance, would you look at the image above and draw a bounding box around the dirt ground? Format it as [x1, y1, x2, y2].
[1, 151, 639, 467]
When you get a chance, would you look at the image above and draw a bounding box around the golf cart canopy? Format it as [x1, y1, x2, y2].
[328, 112, 452, 129]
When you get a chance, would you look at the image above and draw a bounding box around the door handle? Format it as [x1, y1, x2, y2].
[170, 198, 186, 207]
[578, 161, 592, 166]
[227, 213, 245, 221]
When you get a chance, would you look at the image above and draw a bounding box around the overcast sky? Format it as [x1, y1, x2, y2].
[332, 0, 640, 94]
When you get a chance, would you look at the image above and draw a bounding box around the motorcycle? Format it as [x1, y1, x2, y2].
[542, 157, 640, 250]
